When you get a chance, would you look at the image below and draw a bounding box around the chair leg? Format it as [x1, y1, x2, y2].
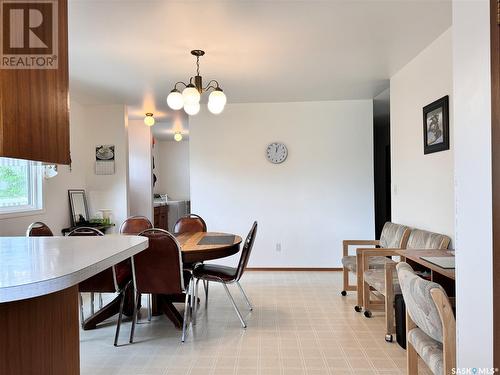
[236, 281, 253, 311]
[79, 293, 85, 327]
[129, 291, 140, 344]
[147, 294, 152, 322]
[193, 278, 200, 325]
[114, 290, 126, 347]
[204, 280, 209, 308]
[363, 280, 371, 316]
[356, 252, 364, 309]
[407, 341, 419, 374]
[406, 311, 418, 374]
[385, 266, 395, 342]
[181, 279, 192, 342]
[222, 283, 246, 328]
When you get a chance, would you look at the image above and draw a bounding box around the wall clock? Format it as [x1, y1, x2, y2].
[266, 142, 288, 164]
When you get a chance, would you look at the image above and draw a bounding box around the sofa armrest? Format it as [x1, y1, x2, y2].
[357, 248, 402, 276]
[343, 239, 379, 257]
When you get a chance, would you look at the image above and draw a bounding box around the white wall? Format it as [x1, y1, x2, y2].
[390, 29, 454, 242]
[154, 141, 190, 200]
[190, 101, 374, 268]
[453, 0, 493, 368]
[0, 101, 130, 236]
[82, 105, 130, 231]
[128, 120, 153, 220]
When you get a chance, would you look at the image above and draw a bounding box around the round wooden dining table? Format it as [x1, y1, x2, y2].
[82, 231, 242, 330]
[176, 231, 243, 263]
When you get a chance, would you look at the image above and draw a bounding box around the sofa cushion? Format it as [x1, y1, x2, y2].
[380, 222, 410, 248]
[342, 255, 394, 273]
[408, 327, 443, 375]
[363, 268, 401, 295]
[407, 229, 451, 250]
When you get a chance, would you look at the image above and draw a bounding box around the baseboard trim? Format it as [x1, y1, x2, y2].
[246, 267, 342, 272]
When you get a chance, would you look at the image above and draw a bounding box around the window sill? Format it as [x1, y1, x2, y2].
[0, 208, 45, 220]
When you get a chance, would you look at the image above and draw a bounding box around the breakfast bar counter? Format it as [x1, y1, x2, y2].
[0, 235, 148, 375]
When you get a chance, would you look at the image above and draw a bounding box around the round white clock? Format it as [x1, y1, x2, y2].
[266, 142, 288, 164]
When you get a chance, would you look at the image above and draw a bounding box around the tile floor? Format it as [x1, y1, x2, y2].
[80, 271, 432, 375]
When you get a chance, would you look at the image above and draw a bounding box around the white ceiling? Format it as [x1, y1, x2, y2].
[68, 0, 451, 121]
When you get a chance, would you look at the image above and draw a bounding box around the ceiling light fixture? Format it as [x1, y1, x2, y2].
[166, 50, 226, 115]
[174, 132, 183, 142]
[144, 113, 155, 126]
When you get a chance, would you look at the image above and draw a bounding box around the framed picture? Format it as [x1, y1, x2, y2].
[423, 95, 449, 154]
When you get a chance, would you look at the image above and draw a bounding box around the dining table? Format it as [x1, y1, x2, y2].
[82, 231, 242, 330]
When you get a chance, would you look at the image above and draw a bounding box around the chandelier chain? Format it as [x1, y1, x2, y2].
[196, 56, 200, 76]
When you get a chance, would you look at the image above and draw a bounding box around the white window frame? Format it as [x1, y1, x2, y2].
[0, 159, 44, 218]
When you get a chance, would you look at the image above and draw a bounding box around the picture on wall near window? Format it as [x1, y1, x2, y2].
[95, 144, 115, 175]
[423, 95, 449, 155]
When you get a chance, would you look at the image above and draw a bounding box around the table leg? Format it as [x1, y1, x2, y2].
[82, 284, 134, 330]
[151, 293, 194, 328]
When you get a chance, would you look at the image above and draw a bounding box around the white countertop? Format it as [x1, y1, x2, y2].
[0, 235, 148, 303]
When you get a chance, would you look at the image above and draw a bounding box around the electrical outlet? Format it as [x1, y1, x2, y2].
[276, 243, 282, 252]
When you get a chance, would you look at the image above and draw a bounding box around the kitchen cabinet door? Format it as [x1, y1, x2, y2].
[0, 0, 70, 164]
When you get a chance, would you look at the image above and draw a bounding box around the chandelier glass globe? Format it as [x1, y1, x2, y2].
[184, 102, 200, 115]
[182, 85, 200, 104]
[167, 90, 183, 110]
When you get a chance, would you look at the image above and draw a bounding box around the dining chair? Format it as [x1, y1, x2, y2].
[120, 216, 154, 321]
[26, 222, 54, 236]
[120, 216, 153, 235]
[173, 213, 209, 310]
[173, 213, 207, 235]
[361, 228, 451, 342]
[68, 227, 132, 346]
[396, 262, 456, 374]
[130, 228, 193, 343]
[192, 221, 258, 328]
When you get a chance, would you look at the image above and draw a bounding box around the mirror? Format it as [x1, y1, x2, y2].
[68, 189, 89, 226]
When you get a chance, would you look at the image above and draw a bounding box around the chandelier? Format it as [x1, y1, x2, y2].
[166, 50, 227, 115]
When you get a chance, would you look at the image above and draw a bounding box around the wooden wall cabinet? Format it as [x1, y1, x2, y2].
[0, 0, 70, 164]
[154, 205, 168, 230]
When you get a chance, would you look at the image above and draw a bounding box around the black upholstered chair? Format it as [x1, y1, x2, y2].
[192, 221, 257, 328]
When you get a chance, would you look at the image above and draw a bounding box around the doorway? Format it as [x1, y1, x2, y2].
[373, 89, 392, 238]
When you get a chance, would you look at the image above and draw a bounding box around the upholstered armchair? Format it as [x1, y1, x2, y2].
[360, 228, 451, 342]
[396, 262, 456, 375]
[341, 222, 410, 311]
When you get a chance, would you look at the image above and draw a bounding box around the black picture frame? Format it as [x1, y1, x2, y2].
[68, 189, 90, 227]
[423, 95, 449, 154]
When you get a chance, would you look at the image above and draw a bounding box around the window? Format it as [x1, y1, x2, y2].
[0, 158, 43, 215]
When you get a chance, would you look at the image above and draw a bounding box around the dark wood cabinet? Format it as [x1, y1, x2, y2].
[0, 0, 70, 164]
[154, 205, 168, 230]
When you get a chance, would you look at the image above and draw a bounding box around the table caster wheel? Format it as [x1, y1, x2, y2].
[385, 334, 393, 342]
[341, 291, 347, 296]
[364, 310, 372, 318]
[354, 305, 362, 312]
